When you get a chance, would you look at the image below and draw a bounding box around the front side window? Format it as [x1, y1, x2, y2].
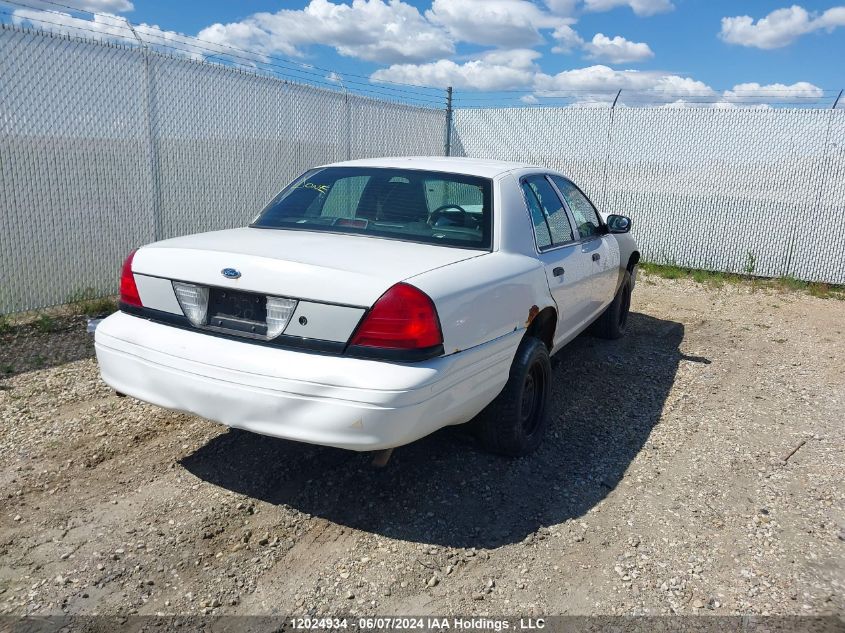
[252, 167, 492, 249]
[550, 176, 602, 239]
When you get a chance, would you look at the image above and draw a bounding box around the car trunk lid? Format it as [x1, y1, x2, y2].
[132, 227, 484, 307]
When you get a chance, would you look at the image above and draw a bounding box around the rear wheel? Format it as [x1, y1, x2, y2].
[474, 336, 552, 457]
[592, 270, 633, 340]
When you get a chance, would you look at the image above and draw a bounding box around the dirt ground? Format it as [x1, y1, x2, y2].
[0, 275, 843, 618]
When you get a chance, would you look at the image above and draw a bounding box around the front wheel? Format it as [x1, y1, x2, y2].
[474, 336, 552, 457]
[591, 270, 633, 340]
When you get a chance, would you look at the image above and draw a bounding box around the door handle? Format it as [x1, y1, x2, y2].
[592, 253, 601, 261]
[552, 267, 565, 277]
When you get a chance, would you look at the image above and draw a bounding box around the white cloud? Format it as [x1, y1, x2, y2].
[583, 33, 654, 62]
[480, 48, 543, 70]
[544, 0, 578, 15]
[657, 99, 771, 110]
[196, 19, 300, 58]
[426, 0, 569, 47]
[374, 59, 717, 105]
[551, 24, 584, 52]
[10, 9, 209, 58]
[374, 54, 820, 109]
[650, 75, 716, 99]
[565, 99, 612, 108]
[534, 64, 662, 93]
[11, 8, 126, 41]
[534, 65, 715, 104]
[619, 80, 821, 108]
[657, 99, 693, 109]
[583, 0, 674, 17]
[11, 0, 134, 13]
[370, 50, 540, 90]
[10, 0, 827, 111]
[712, 101, 771, 110]
[722, 81, 823, 104]
[198, 0, 454, 64]
[720, 5, 845, 49]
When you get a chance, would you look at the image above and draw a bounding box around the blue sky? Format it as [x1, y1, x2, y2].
[4, 0, 845, 106]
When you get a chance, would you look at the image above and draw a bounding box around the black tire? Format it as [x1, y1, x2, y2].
[474, 336, 552, 457]
[592, 269, 633, 340]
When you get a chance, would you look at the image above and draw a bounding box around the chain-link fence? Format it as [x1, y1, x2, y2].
[451, 107, 845, 284]
[3, 25, 845, 315]
[0, 25, 446, 314]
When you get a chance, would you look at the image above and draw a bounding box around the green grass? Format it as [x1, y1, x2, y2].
[66, 288, 117, 317]
[34, 313, 58, 333]
[772, 277, 843, 299]
[1, 291, 117, 335]
[646, 263, 686, 280]
[775, 275, 807, 291]
[640, 262, 743, 286]
[639, 262, 845, 299]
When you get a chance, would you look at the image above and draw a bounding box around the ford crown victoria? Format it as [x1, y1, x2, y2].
[95, 157, 639, 457]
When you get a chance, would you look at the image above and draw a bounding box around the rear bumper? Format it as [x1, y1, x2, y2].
[94, 312, 517, 450]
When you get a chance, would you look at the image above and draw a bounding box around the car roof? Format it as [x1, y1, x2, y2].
[318, 156, 542, 179]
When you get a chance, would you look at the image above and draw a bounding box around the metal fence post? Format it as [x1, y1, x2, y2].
[444, 86, 453, 157]
[335, 74, 352, 160]
[345, 90, 352, 160]
[126, 20, 162, 242]
[600, 89, 622, 211]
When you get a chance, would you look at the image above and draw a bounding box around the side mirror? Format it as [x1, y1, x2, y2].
[606, 214, 631, 234]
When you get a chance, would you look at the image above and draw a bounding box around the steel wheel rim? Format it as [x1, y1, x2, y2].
[619, 284, 631, 329]
[520, 362, 546, 435]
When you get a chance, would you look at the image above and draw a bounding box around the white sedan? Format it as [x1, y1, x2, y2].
[95, 157, 639, 457]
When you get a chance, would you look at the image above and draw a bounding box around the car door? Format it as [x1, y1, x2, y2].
[520, 175, 593, 347]
[549, 176, 620, 317]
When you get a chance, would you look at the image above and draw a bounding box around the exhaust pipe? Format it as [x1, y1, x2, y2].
[370, 448, 394, 468]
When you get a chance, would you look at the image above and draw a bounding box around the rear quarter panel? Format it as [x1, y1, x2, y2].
[409, 252, 554, 355]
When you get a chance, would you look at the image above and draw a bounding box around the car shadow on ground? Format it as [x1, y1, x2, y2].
[181, 312, 689, 549]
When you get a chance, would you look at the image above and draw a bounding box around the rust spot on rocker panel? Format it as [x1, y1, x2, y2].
[526, 305, 540, 327]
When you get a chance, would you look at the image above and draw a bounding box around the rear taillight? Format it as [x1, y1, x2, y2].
[350, 283, 442, 350]
[119, 249, 142, 307]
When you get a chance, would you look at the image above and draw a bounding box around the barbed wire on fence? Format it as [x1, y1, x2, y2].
[450, 89, 845, 110]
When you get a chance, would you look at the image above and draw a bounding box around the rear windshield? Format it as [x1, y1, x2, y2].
[251, 167, 493, 250]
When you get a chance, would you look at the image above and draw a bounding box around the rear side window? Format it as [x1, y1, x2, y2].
[550, 176, 602, 239]
[524, 176, 574, 245]
[253, 167, 492, 249]
[521, 181, 552, 249]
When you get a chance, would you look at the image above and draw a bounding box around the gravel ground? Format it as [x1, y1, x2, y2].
[0, 275, 843, 618]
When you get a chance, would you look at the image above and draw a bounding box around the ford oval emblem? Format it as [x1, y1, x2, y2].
[221, 268, 241, 280]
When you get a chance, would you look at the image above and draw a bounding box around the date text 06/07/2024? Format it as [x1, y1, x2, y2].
[288, 617, 547, 631]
